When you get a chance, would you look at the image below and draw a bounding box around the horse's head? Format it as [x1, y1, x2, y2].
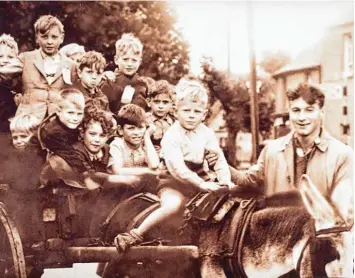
[299, 174, 353, 278]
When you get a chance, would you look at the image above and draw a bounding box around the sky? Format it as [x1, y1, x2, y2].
[170, 1, 354, 74]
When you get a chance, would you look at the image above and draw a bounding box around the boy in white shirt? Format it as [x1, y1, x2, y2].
[114, 79, 235, 253]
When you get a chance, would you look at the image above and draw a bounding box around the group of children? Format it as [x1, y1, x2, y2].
[0, 14, 236, 253]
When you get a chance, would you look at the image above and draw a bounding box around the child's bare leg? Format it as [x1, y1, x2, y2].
[114, 188, 186, 252]
[135, 188, 186, 236]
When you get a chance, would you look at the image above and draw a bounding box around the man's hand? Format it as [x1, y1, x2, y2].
[200, 181, 221, 192]
[205, 150, 218, 168]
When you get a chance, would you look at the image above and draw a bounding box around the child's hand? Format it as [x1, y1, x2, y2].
[84, 177, 101, 191]
[200, 181, 221, 192]
[220, 182, 237, 191]
[13, 93, 22, 106]
[102, 71, 116, 82]
[145, 124, 156, 137]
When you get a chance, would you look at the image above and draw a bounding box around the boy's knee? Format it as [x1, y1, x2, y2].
[162, 194, 185, 213]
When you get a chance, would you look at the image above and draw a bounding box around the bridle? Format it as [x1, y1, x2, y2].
[296, 222, 353, 274]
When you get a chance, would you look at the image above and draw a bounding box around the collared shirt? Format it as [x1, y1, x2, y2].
[76, 82, 110, 111]
[40, 50, 60, 82]
[161, 121, 231, 188]
[293, 135, 317, 187]
[146, 112, 175, 146]
[108, 137, 147, 169]
[232, 129, 353, 198]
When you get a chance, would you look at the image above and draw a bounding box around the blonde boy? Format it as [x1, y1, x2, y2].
[101, 33, 148, 113]
[114, 79, 235, 253]
[10, 114, 41, 149]
[39, 88, 85, 162]
[60, 43, 86, 63]
[16, 15, 77, 121]
[0, 34, 23, 132]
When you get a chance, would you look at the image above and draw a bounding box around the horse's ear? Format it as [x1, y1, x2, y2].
[299, 174, 336, 230]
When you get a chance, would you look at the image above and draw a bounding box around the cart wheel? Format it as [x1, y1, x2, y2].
[0, 202, 26, 278]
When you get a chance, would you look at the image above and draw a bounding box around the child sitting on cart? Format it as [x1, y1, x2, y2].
[114, 79, 236, 253]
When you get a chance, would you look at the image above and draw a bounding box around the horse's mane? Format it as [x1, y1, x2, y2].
[246, 206, 314, 250]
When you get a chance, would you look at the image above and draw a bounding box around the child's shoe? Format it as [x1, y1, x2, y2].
[114, 229, 143, 253]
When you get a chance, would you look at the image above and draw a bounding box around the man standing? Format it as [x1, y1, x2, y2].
[231, 83, 353, 223]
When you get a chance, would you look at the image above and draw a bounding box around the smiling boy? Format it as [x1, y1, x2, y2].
[108, 104, 159, 175]
[39, 88, 85, 162]
[16, 15, 76, 121]
[101, 33, 149, 114]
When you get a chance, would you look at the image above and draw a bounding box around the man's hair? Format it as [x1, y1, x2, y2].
[117, 104, 146, 127]
[150, 80, 174, 100]
[82, 107, 114, 137]
[77, 50, 106, 72]
[115, 33, 143, 57]
[0, 34, 18, 55]
[60, 43, 85, 57]
[34, 15, 64, 35]
[10, 114, 41, 135]
[287, 83, 325, 108]
[175, 79, 208, 107]
[58, 88, 85, 110]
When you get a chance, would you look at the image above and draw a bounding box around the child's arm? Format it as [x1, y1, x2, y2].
[144, 125, 160, 170]
[0, 57, 23, 82]
[205, 129, 236, 190]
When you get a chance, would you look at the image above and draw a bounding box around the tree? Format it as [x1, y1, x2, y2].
[200, 58, 275, 167]
[0, 1, 189, 84]
[200, 58, 249, 167]
[259, 50, 291, 74]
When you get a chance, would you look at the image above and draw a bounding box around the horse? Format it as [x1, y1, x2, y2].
[98, 174, 353, 278]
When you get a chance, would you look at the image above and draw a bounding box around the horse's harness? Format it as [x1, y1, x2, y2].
[181, 192, 259, 278]
[295, 219, 354, 273]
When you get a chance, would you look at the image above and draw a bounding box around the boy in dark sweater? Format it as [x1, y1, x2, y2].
[101, 33, 148, 114]
[39, 88, 85, 162]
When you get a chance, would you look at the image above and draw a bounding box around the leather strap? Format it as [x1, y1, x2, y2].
[224, 198, 257, 278]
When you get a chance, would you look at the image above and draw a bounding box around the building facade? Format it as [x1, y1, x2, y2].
[272, 20, 354, 147]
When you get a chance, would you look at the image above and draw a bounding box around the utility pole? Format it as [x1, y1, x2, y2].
[247, 1, 259, 163]
[226, 3, 231, 75]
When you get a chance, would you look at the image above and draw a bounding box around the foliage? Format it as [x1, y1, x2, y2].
[259, 50, 291, 74]
[200, 58, 275, 166]
[0, 1, 189, 84]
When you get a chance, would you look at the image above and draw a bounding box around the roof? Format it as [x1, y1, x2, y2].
[272, 44, 322, 77]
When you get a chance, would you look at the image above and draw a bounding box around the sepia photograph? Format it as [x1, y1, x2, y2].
[0, 1, 353, 277]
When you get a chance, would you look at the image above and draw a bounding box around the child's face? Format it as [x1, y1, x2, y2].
[78, 66, 104, 90]
[83, 121, 108, 154]
[36, 26, 64, 56]
[119, 123, 146, 148]
[114, 49, 141, 76]
[57, 101, 84, 129]
[0, 45, 17, 66]
[11, 132, 32, 149]
[176, 100, 207, 131]
[149, 93, 173, 118]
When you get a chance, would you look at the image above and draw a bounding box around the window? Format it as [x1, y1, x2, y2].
[342, 124, 350, 135]
[343, 33, 353, 78]
[343, 106, 348, 115]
